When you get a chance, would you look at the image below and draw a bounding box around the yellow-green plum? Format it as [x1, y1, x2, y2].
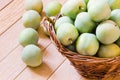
[106, 0, 120, 10]
[87, 0, 111, 22]
[45, 0, 62, 16]
[57, 23, 79, 46]
[75, 12, 96, 33]
[55, 16, 73, 31]
[96, 21, 120, 44]
[61, 0, 86, 19]
[98, 44, 120, 58]
[102, 20, 117, 25]
[22, 10, 41, 29]
[76, 33, 99, 56]
[110, 9, 120, 27]
[19, 28, 39, 47]
[22, 44, 42, 67]
[25, 0, 43, 13]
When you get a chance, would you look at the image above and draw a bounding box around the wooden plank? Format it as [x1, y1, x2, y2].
[0, 0, 67, 80]
[0, 0, 24, 35]
[48, 60, 120, 80]
[0, 42, 51, 80]
[15, 44, 66, 80]
[48, 59, 83, 80]
[0, 20, 24, 61]
[0, 0, 66, 60]
[0, 46, 26, 80]
[0, 0, 13, 11]
[0, 33, 52, 80]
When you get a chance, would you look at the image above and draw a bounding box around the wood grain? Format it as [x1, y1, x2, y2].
[0, 0, 24, 35]
[48, 59, 82, 80]
[0, 0, 13, 11]
[0, 46, 26, 80]
[0, 0, 95, 80]
[15, 44, 66, 80]
[0, 20, 24, 61]
[0, 31, 51, 80]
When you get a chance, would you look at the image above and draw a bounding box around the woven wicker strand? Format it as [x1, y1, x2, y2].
[41, 16, 120, 80]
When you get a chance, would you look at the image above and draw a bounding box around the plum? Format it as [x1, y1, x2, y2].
[25, 0, 43, 13]
[75, 12, 96, 33]
[57, 23, 79, 46]
[96, 21, 120, 44]
[110, 9, 120, 27]
[76, 33, 99, 56]
[22, 10, 41, 29]
[88, 0, 111, 22]
[55, 16, 73, 31]
[22, 44, 42, 67]
[106, 0, 120, 10]
[45, 0, 62, 16]
[61, 0, 86, 19]
[98, 44, 120, 58]
[19, 28, 39, 46]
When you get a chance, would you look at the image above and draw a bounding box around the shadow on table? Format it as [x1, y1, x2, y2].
[28, 62, 53, 78]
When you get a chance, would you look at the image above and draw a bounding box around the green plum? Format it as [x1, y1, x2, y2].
[116, 38, 120, 46]
[110, 9, 120, 27]
[57, 23, 79, 46]
[84, 0, 89, 4]
[25, 0, 43, 13]
[22, 10, 41, 29]
[87, 0, 111, 22]
[98, 44, 120, 58]
[106, 0, 120, 10]
[22, 44, 42, 67]
[75, 12, 96, 33]
[19, 28, 39, 47]
[66, 43, 76, 52]
[96, 21, 120, 44]
[55, 16, 73, 31]
[76, 33, 99, 56]
[61, 0, 86, 19]
[45, 0, 62, 16]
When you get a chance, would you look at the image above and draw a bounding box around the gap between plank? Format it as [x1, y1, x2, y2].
[0, 44, 19, 62]
[0, 17, 21, 35]
[13, 66, 27, 80]
[0, 39, 52, 63]
[0, 0, 14, 11]
[47, 58, 67, 80]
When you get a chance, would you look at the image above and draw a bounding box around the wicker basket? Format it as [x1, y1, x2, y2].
[42, 16, 120, 80]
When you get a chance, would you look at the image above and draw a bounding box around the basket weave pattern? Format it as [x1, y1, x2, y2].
[42, 16, 120, 80]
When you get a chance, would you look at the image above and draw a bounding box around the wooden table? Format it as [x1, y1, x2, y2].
[0, 0, 85, 80]
[1, 0, 120, 80]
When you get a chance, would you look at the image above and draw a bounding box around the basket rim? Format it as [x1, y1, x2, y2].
[41, 15, 120, 62]
[41, 15, 120, 79]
